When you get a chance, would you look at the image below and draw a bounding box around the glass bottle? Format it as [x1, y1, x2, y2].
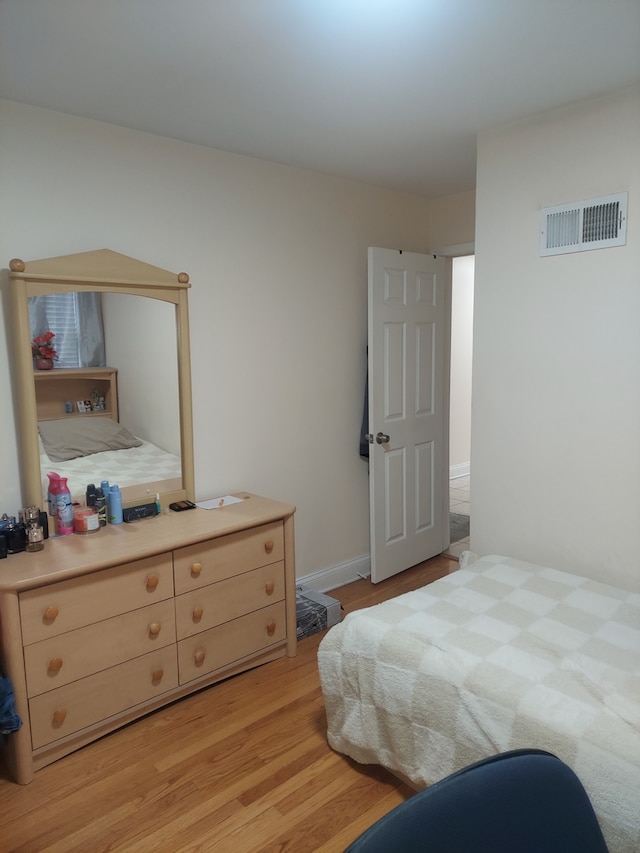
[20, 505, 45, 552]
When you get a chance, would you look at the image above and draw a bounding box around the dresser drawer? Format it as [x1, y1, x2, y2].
[175, 562, 285, 640]
[29, 646, 179, 749]
[178, 601, 286, 684]
[24, 599, 177, 698]
[174, 521, 283, 594]
[20, 555, 174, 644]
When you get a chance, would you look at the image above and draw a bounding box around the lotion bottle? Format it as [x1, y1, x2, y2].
[109, 484, 123, 525]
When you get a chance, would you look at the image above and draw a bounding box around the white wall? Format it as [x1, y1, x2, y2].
[102, 293, 180, 454]
[449, 255, 474, 474]
[472, 87, 640, 590]
[0, 99, 474, 584]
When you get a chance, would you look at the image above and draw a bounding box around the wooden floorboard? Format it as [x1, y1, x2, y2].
[0, 554, 456, 852]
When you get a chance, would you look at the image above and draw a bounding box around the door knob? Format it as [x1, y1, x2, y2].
[376, 432, 390, 444]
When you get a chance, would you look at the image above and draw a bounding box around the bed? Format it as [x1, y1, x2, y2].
[34, 367, 181, 505]
[318, 552, 640, 853]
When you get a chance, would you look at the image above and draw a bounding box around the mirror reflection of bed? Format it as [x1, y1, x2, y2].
[34, 361, 181, 506]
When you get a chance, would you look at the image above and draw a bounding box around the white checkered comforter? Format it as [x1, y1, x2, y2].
[318, 553, 640, 852]
[40, 437, 181, 503]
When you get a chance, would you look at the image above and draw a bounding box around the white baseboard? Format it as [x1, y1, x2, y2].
[297, 466, 471, 593]
[450, 462, 470, 479]
[296, 553, 370, 594]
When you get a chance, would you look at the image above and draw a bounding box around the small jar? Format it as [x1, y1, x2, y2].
[73, 506, 100, 534]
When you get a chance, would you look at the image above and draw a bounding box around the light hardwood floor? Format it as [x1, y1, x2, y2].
[0, 554, 457, 852]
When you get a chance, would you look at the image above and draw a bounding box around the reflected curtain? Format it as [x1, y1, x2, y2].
[29, 292, 106, 367]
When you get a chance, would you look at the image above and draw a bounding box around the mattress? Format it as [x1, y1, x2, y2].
[318, 552, 640, 853]
[40, 437, 182, 504]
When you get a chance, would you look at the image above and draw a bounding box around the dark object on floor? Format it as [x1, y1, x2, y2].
[344, 749, 609, 853]
[296, 586, 341, 639]
[449, 511, 469, 543]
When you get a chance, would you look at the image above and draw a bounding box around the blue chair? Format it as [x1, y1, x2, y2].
[345, 749, 609, 852]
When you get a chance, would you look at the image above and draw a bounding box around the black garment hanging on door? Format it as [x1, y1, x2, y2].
[359, 368, 369, 461]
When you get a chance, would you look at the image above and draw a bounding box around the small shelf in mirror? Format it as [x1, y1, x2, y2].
[33, 366, 118, 422]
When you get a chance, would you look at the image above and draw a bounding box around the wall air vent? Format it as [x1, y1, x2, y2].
[540, 192, 627, 257]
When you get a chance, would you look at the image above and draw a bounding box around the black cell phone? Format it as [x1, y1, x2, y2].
[169, 500, 197, 512]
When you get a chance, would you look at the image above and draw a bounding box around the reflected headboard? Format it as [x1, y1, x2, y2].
[34, 366, 119, 423]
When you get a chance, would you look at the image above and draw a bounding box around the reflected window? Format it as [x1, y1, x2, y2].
[29, 293, 106, 367]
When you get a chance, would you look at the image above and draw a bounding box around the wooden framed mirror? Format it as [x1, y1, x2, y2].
[9, 249, 194, 511]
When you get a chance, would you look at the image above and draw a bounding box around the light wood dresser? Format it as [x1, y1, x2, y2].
[0, 493, 296, 784]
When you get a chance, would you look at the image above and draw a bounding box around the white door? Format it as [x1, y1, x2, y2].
[368, 247, 449, 583]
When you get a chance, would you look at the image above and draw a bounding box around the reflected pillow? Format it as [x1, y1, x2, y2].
[38, 417, 143, 462]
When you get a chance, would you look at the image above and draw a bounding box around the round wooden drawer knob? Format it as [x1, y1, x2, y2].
[191, 562, 202, 577]
[48, 657, 63, 674]
[266, 621, 276, 636]
[192, 607, 204, 622]
[194, 649, 206, 665]
[52, 709, 67, 727]
[151, 669, 164, 684]
[43, 605, 59, 622]
[265, 581, 275, 595]
[264, 539, 274, 555]
[145, 575, 159, 592]
[148, 622, 162, 637]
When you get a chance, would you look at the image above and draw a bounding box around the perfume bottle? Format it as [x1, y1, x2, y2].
[20, 505, 45, 552]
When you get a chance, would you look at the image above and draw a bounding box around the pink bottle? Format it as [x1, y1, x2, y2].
[46, 472, 61, 517]
[47, 472, 73, 535]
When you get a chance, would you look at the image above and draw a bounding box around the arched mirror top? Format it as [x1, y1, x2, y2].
[9, 249, 194, 511]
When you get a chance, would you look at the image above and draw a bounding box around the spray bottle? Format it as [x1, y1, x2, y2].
[109, 484, 123, 525]
[86, 483, 97, 508]
[55, 476, 74, 535]
[47, 472, 62, 517]
[101, 480, 110, 519]
[95, 488, 107, 527]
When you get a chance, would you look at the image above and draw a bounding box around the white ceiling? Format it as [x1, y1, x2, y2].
[1, 0, 639, 197]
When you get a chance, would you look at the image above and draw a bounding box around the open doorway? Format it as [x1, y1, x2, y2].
[445, 254, 474, 558]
